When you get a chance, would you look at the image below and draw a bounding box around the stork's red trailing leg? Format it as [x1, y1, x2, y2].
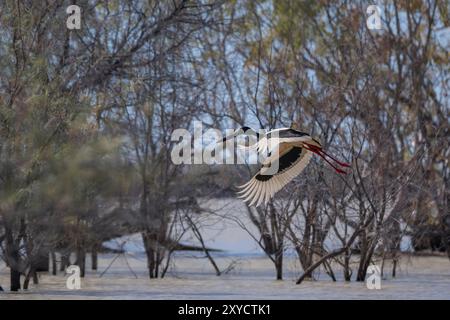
[304, 144, 350, 174]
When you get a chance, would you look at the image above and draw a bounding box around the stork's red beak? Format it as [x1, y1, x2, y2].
[304, 144, 350, 174]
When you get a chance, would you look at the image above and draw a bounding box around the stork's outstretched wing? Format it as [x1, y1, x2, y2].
[237, 146, 312, 207]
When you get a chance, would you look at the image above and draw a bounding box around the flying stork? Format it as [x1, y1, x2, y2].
[219, 126, 350, 207]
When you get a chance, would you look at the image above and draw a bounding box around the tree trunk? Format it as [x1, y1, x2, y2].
[392, 259, 398, 278]
[323, 260, 336, 282]
[91, 246, 98, 271]
[5, 227, 22, 291]
[155, 248, 160, 278]
[10, 268, 21, 292]
[294, 247, 313, 281]
[297, 225, 367, 284]
[35, 250, 49, 272]
[390, 219, 401, 278]
[51, 251, 57, 275]
[24, 266, 40, 290]
[23, 270, 32, 290]
[356, 235, 368, 281]
[343, 249, 352, 281]
[76, 247, 86, 278]
[60, 253, 70, 272]
[297, 247, 347, 284]
[356, 232, 378, 282]
[274, 251, 283, 280]
[142, 231, 156, 278]
[187, 215, 221, 276]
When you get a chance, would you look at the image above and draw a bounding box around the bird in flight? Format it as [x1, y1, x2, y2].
[218, 126, 350, 207]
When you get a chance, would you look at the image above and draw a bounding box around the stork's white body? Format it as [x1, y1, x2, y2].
[218, 126, 350, 207]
